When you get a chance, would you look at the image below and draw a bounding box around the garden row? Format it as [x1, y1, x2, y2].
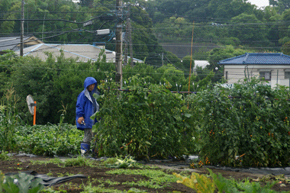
[0, 154, 289, 193]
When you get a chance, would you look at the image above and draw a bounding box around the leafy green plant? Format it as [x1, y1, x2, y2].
[105, 156, 142, 168]
[0, 151, 11, 161]
[235, 178, 278, 193]
[174, 169, 288, 193]
[173, 172, 215, 193]
[207, 168, 238, 193]
[15, 124, 82, 156]
[1, 172, 44, 193]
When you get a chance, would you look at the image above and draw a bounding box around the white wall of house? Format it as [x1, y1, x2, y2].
[224, 65, 290, 88]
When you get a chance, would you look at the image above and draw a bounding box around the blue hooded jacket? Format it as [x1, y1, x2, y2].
[76, 77, 99, 130]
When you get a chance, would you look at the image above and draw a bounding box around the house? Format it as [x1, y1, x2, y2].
[14, 43, 143, 64]
[218, 53, 290, 88]
[0, 36, 43, 55]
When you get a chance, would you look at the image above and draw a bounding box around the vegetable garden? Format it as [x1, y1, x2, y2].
[0, 53, 290, 192]
[1, 76, 290, 167]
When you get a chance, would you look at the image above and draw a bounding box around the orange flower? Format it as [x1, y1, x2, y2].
[250, 135, 252, 137]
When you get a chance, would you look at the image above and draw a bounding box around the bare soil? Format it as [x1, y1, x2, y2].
[1, 156, 289, 193]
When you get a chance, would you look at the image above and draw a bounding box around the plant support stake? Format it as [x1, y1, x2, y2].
[33, 101, 37, 125]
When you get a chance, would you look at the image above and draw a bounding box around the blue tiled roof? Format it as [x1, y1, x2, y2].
[218, 53, 290, 65]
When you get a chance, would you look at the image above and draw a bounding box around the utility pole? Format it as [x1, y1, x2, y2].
[124, 22, 128, 64]
[124, 4, 133, 67]
[20, 0, 24, 56]
[124, 5, 129, 65]
[128, 18, 133, 67]
[115, 0, 123, 88]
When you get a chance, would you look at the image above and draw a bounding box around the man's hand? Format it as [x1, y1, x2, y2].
[77, 117, 84, 124]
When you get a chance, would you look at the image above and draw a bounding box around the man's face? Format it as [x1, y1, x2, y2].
[87, 84, 95, 91]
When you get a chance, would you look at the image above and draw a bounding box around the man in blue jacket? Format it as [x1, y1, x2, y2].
[76, 77, 99, 156]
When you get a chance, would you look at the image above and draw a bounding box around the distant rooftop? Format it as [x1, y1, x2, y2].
[14, 43, 143, 63]
[218, 53, 290, 65]
[0, 36, 43, 53]
[0, 36, 30, 51]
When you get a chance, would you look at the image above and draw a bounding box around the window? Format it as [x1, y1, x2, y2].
[259, 71, 271, 81]
[285, 72, 290, 79]
[226, 71, 228, 80]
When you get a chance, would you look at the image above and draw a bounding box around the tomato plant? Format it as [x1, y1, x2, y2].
[191, 78, 290, 167]
[93, 75, 198, 159]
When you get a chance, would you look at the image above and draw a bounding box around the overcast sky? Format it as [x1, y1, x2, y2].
[247, 0, 269, 7]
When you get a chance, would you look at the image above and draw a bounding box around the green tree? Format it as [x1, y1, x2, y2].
[270, 0, 290, 13]
[281, 41, 290, 55]
[264, 7, 281, 48]
[207, 0, 255, 20]
[182, 55, 194, 72]
[10, 56, 58, 124]
[207, 45, 250, 82]
[79, 0, 93, 8]
[157, 64, 186, 89]
[278, 9, 290, 44]
[229, 13, 269, 46]
[0, 1, 21, 34]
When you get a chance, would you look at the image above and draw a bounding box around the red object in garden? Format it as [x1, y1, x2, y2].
[33, 101, 37, 126]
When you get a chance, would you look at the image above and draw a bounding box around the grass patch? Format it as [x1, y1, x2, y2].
[82, 184, 147, 193]
[64, 156, 96, 167]
[31, 156, 99, 168]
[93, 178, 121, 186]
[106, 169, 179, 189]
[83, 178, 146, 193]
[31, 158, 63, 166]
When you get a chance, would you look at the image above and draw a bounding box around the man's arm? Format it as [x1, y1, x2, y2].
[76, 93, 85, 124]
